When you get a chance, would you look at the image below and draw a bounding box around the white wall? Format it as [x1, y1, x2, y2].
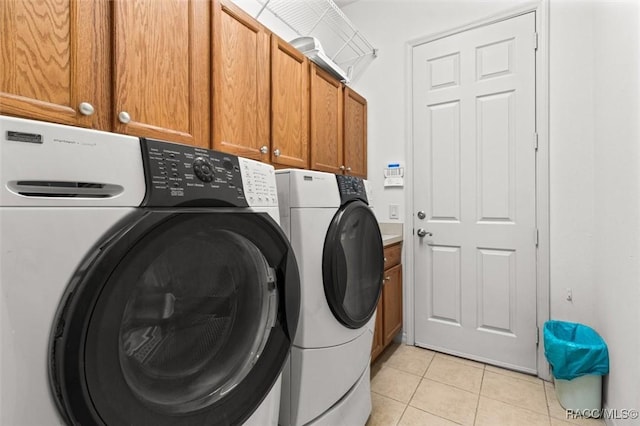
[548, 0, 598, 326]
[592, 1, 640, 419]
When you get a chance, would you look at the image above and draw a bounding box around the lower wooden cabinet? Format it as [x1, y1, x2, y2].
[382, 264, 403, 345]
[372, 242, 403, 363]
[371, 301, 385, 361]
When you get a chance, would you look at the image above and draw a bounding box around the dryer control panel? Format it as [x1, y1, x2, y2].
[336, 174, 368, 206]
[238, 157, 278, 207]
[141, 138, 250, 207]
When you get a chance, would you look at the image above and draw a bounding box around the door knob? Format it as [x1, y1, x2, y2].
[416, 228, 432, 238]
[417, 210, 426, 220]
[260, 145, 268, 154]
[273, 149, 281, 157]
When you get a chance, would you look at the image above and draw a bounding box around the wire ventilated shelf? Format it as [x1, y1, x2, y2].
[254, 0, 377, 83]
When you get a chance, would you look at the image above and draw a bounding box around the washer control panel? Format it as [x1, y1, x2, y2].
[336, 174, 368, 205]
[141, 138, 249, 207]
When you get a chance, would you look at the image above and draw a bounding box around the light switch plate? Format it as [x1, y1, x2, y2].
[389, 204, 399, 219]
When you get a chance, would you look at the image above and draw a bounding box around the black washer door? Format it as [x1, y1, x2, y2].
[322, 200, 384, 329]
[50, 210, 300, 426]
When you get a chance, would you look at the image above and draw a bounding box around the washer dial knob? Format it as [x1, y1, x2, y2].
[193, 157, 214, 182]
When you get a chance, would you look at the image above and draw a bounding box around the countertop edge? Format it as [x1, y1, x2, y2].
[382, 234, 403, 247]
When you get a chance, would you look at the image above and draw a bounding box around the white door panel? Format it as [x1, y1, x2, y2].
[413, 12, 537, 372]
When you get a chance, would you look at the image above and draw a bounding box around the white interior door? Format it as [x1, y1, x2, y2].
[412, 12, 537, 372]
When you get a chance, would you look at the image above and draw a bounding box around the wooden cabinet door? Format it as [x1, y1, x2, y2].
[382, 264, 403, 346]
[343, 87, 367, 178]
[213, 0, 270, 160]
[112, 0, 210, 147]
[310, 64, 343, 174]
[1, 0, 110, 129]
[371, 300, 384, 362]
[271, 35, 309, 168]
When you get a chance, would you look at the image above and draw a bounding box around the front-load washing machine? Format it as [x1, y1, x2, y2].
[0, 116, 300, 425]
[275, 169, 384, 426]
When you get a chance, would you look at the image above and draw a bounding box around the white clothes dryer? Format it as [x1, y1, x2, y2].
[0, 116, 300, 426]
[275, 169, 384, 426]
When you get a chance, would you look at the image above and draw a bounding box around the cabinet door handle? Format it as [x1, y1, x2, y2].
[79, 102, 95, 116]
[346, 166, 352, 172]
[385, 276, 391, 281]
[339, 165, 346, 171]
[118, 111, 131, 124]
[273, 149, 281, 157]
[260, 145, 268, 154]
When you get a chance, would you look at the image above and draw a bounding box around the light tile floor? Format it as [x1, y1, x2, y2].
[368, 343, 605, 426]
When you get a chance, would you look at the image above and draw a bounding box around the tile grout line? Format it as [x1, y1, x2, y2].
[484, 366, 544, 385]
[406, 405, 467, 426]
[421, 374, 484, 395]
[370, 389, 413, 406]
[544, 380, 553, 424]
[396, 355, 436, 424]
[472, 365, 486, 425]
[394, 403, 409, 426]
[402, 354, 474, 425]
[371, 353, 436, 406]
[393, 353, 436, 426]
[434, 353, 486, 370]
[480, 394, 553, 418]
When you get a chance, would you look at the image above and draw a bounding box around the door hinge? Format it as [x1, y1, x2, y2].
[536, 326, 540, 345]
[533, 132, 539, 151]
[535, 228, 539, 247]
[533, 32, 538, 50]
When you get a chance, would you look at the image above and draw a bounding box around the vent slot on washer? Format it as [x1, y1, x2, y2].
[8, 181, 124, 198]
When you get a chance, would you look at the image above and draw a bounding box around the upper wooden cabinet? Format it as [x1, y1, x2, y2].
[212, 0, 270, 160]
[1, 0, 365, 158]
[113, 0, 210, 147]
[309, 64, 368, 178]
[309, 64, 344, 175]
[343, 87, 367, 178]
[1, 0, 210, 147]
[271, 35, 309, 169]
[0, 0, 111, 129]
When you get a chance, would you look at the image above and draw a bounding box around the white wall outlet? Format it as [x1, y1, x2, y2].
[389, 204, 399, 219]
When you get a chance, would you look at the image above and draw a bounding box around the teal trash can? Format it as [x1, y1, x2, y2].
[543, 320, 609, 413]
